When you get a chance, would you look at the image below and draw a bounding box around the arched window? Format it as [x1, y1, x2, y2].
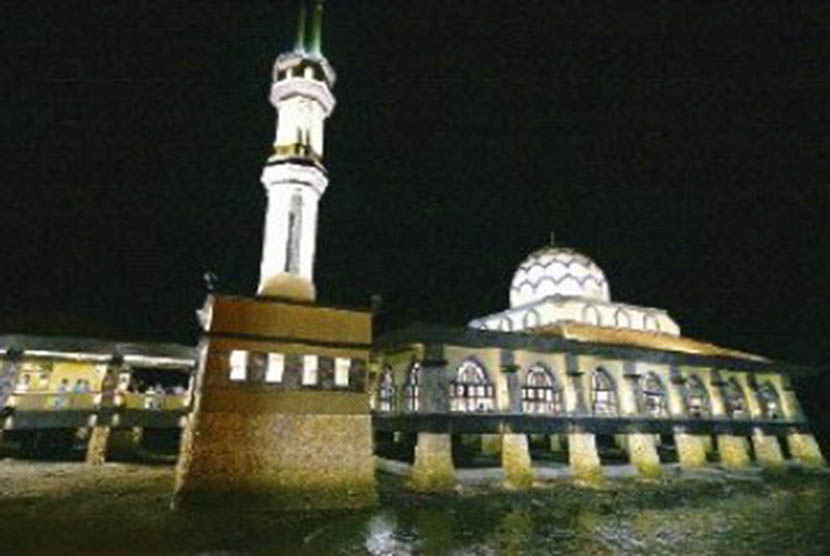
[377, 366, 396, 412]
[591, 368, 618, 416]
[615, 309, 631, 328]
[499, 318, 512, 332]
[522, 364, 563, 415]
[404, 362, 420, 412]
[640, 372, 668, 416]
[582, 305, 602, 326]
[643, 314, 660, 332]
[523, 310, 540, 329]
[758, 382, 781, 420]
[685, 375, 711, 418]
[450, 359, 494, 412]
[723, 378, 747, 419]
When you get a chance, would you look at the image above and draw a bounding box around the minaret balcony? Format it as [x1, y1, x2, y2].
[270, 76, 335, 116]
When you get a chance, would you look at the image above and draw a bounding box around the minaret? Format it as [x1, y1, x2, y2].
[258, 0, 336, 301]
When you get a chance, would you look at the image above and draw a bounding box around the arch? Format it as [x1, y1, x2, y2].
[640, 372, 668, 416]
[685, 375, 711, 418]
[614, 309, 632, 328]
[643, 313, 660, 332]
[522, 309, 541, 329]
[582, 304, 602, 326]
[521, 363, 563, 415]
[450, 358, 494, 412]
[591, 367, 618, 416]
[723, 377, 747, 419]
[499, 318, 513, 332]
[377, 365, 396, 412]
[403, 362, 420, 412]
[758, 381, 782, 420]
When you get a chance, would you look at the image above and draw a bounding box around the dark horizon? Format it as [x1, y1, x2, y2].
[3, 2, 828, 364]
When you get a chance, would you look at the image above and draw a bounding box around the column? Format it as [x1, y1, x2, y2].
[501, 433, 534, 489]
[409, 432, 455, 492]
[740, 374, 784, 469]
[621, 363, 661, 478]
[568, 429, 602, 483]
[86, 426, 111, 465]
[788, 431, 826, 468]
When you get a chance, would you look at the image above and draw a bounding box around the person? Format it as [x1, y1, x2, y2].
[15, 373, 31, 393]
[55, 379, 70, 409]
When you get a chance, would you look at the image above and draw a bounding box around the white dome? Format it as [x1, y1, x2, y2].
[510, 245, 610, 308]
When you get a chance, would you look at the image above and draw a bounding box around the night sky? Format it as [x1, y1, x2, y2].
[3, 2, 829, 364]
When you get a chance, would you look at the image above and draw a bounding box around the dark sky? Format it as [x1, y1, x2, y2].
[2, 1, 829, 364]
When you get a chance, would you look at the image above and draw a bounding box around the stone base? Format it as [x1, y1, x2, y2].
[752, 429, 784, 469]
[409, 433, 455, 492]
[86, 426, 110, 466]
[481, 434, 501, 455]
[717, 434, 751, 469]
[174, 412, 377, 510]
[568, 432, 602, 483]
[674, 432, 707, 469]
[788, 433, 826, 468]
[501, 434, 534, 489]
[627, 433, 662, 478]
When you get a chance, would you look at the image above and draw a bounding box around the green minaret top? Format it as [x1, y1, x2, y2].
[292, 1, 324, 57]
[293, 1, 307, 53]
[308, 0, 324, 57]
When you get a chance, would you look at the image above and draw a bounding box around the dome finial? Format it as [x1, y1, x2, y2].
[308, 0, 324, 57]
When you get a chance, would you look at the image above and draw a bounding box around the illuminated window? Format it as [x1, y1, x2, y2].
[449, 359, 494, 412]
[640, 373, 668, 416]
[265, 353, 284, 383]
[758, 382, 781, 420]
[302, 355, 318, 386]
[285, 193, 303, 273]
[229, 350, 248, 381]
[377, 366, 396, 412]
[643, 314, 660, 332]
[522, 364, 563, 415]
[335, 357, 350, 387]
[723, 378, 747, 419]
[591, 368, 618, 416]
[615, 310, 631, 328]
[404, 362, 420, 412]
[685, 375, 710, 418]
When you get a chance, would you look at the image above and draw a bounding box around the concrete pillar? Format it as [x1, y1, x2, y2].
[549, 434, 562, 452]
[409, 433, 455, 492]
[614, 433, 629, 453]
[568, 432, 602, 483]
[627, 433, 662, 478]
[674, 429, 707, 469]
[482, 434, 501, 455]
[86, 426, 111, 465]
[717, 434, 751, 469]
[501, 433, 534, 489]
[788, 433, 826, 468]
[752, 428, 784, 469]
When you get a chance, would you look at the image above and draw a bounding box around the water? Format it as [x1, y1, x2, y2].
[2, 462, 830, 555]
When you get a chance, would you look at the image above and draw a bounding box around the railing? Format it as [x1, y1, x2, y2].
[6, 392, 190, 412]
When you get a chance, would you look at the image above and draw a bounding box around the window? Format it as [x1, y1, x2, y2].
[285, 193, 303, 273]
[522, 364, 563, 414]
[335, 357, 350, 387]
[591, 368, 618, 416]
[758, 382, 781, 420]
[377, 366, 396, 412]
[583, 305, 602, 326]
[229, 350, 248, 381]
[615, 310, 631, 328]
[265, 353, 284, 383]
[641, 373, 668, 417]
[404, 362, 420, 412]
[302, 355, 318, 386]
[449, 359, 494, 412]
[685, 375, 710, 418]
[643, 314, 660, 332]
[723, 378, 747, 419]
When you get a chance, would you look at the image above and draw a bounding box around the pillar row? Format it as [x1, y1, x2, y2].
[409, 432, 455, 492]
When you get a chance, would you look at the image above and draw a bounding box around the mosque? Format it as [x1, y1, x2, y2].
[1, 1, 825, 510]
